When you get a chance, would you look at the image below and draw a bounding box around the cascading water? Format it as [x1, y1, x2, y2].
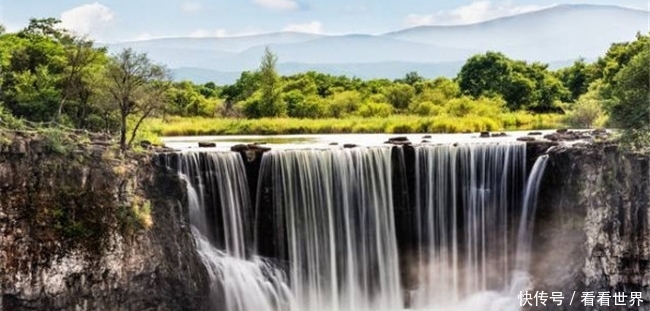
[177, 152, 292, 311]
[512, 154, 550, 286]
[409, 142, 526, 309]
[256, 147, 403, 311]
[170, 142, 550, 311]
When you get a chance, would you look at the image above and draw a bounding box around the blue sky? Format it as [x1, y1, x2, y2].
[1, 0, 647, 42]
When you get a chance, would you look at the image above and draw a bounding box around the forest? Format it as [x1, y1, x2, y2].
[0, 18, 648, 148]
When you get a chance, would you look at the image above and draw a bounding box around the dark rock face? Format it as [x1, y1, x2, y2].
[530, 143, 650, 311]
[0, 134, 209, 311]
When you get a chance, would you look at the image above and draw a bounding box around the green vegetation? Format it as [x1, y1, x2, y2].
[560, 32, 650, 147]
[0, 16, 647, 247]
[147, 111, 561, 136]
[606, 47, 650, 147]
[457, 52, 568, 112]
[0, 18, 167, 150]
[0, 17, 648, 145]
[103, 48, 170, 150]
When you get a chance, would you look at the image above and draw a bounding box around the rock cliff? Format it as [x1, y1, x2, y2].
[0, 132, 209, 311]
[531, 142, 650, 310]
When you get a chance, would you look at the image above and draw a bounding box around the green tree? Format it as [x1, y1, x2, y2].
[327, 90, 362, 117]
[167, 81, 216, 116]
[0, 19, 114, 130]
[384, 83, 415, 110]
[594, 33, 649, 89]
[19, 18, 73, 43]
[457, 52, 567, 112]
[606, 48, 650, 144]
[257, 47, 285, 117]
[397, 71, 424, 86]
[103, 48, 170, 150]
[284, 91, 325, 118]
[564, 82, 607, 128]
[457, 52, 511, 100]
[55, 38, 108, 125]
[221, 70, 259, 108]
[1, 30, 66, 121]
[556, 58, 594, 102]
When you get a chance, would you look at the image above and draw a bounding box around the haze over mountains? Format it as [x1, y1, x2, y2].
[107, 4, 649, 84]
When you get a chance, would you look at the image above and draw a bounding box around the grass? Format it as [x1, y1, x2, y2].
[143, 112, 564, 137]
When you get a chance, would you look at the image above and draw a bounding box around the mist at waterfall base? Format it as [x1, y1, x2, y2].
[173, 142, 549, 311]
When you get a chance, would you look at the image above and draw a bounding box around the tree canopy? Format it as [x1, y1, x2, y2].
[456, 52, 569, 112]
[1, 16, 649, 146]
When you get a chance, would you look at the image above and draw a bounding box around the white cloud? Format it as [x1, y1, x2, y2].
[282, 21, 323, 34]
[181, 1, 202, 13]
[404, 1, 547, 27]
[60, 2, 114, 35]
[253, 0, 298, 11]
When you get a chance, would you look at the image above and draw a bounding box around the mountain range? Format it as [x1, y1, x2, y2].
[107, 4, 649, 84]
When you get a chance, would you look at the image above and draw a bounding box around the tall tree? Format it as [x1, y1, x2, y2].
[606, 48, 650, 144]
[55, 37, 107, 123]
[556, 58, 594, 102]
[104, 48, 169, 150]
[257, 47, 285, 117]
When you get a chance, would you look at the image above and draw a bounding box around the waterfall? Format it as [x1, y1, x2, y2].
[170, 141, 550, 311]
[513, 154, 550, 281]
[256, 147, 403, 311]
[409, 142, 527, 309]
[178, 151, 293, 311]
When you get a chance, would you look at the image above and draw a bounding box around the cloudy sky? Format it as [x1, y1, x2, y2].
[1, 0, 647, 42]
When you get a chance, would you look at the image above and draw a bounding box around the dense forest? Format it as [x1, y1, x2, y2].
[0, 18, 648, 148]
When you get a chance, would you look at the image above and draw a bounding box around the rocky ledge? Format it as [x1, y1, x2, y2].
[0, 132, 209, 311]
[530, 142, 650, 311]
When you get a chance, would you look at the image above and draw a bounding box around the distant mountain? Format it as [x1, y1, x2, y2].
[110, 4, 649, 84]
[385, 4, 648, 62]
[171, 61, 466, 84]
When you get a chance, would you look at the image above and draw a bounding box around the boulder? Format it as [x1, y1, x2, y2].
[198, 141, 216, 148]
[517, 136, 537, 142]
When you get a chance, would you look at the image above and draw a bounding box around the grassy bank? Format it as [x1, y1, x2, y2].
[139, 112, 563, 138]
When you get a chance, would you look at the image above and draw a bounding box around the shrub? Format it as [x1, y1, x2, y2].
[42, 129, 73, 155]
[409, 101, 443, 116]
[327, 90, 362, 117]
[356, 101, 393, 118]
[0, 104, 25, 129]
[564, 98, 606, 128]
